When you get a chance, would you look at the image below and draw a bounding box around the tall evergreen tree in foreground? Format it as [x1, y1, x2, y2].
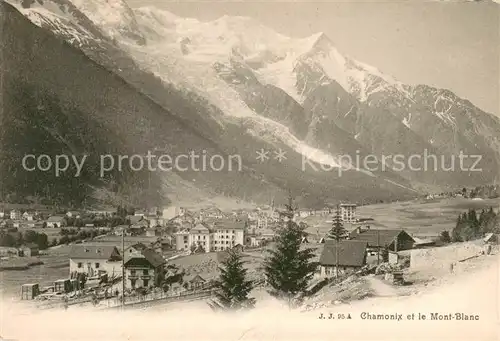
[327, 204, 347, 241]
[264, 194, 318, 307]
[208, 249, 255, 311]
[327, 204, 348, 277]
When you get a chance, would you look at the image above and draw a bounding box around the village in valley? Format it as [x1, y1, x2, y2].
[0, 187, 499, 312]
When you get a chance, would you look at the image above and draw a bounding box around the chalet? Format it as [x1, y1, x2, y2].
[348, 227, 415, 252]
[127, 215, 143, 225]
[130, 219, 149, 232]
[22, 221, 44, 229]
[69, 245, 122, 278]
[151, 238, 173, 253]
[66, 211, 81, 219]
[114, 225, 129, 236]
[146, 228, 161, 237]
[124, 242, 148, 262]
[245, 234, 264, 248]
[185, 274, 207, 290]
[146, 216, 163, 228]
[46, 216, 66, 228]
[22, 211, 35, 221]
[169, 212, 195, 226]
[314, 208, 330, 216]
[319, 240, 368, 278]
[124, 248, 165, 289]
[10, 210, 21, 220]
[19, 243, 39, 257]
[200, 207, 225, 219]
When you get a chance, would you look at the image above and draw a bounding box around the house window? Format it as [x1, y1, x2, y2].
[130, 279, 136, 289]
[143, 269, 148, 275]
[77, 262, 82, 268]
[131, 270, 136, 276]
[95, 263, 100, 269]
[143, 279, 149, 287]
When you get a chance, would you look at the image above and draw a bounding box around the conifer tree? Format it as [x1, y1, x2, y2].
[327, 204, 347, 241]
[264, 194, 318, 307]
[452, 214, 465, 242]
[440, 230, 452, 244]
[326, 204, 348, 277]
[208, 249, 255, 311]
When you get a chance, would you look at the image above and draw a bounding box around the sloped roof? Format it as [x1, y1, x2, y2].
[319, 240, 368, 267]
[348, 228, 414, 247]
[69, 245, 121, 260]
[128, 243, 148, 251]
[211, 219, 245, 230]
[125, 248, 165, 268]
[191, 223, 210, 233]
[186, 274, 206, 283]
[128, 216, 143, 224]
[47, 216, 65, 222]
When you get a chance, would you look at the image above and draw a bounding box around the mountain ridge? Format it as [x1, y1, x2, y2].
[2, 0, 499, 207]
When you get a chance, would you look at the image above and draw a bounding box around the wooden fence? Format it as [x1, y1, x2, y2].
[102, 287, 215, 310]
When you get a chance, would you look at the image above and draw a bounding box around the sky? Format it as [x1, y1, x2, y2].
[127, 0, 499, 116]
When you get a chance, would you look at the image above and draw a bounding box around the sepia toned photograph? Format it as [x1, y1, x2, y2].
[0, 0, 499, 340]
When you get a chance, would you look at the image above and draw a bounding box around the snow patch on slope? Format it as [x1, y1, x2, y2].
[123, 39, 351, 170]
[402, 113, 412, 128]
[6, 0, 96, 46]
[69, 0, 144, 43]
[435, 110, 457, 128]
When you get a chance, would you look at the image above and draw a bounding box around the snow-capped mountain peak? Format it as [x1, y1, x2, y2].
[68, 0, 145, 44]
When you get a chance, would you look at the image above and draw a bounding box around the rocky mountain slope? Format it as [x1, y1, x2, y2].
[2, 0, 499, 207]
[128, 6, 500, 189]
[0, 1, 287, 207]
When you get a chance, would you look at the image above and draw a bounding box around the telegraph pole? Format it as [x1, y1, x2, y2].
[121, 230, 125, 309]
[335, 204, 340, 278]
[377, 230, 380, 265]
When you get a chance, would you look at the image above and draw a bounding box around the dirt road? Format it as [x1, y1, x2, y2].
[365, 275, 399, 297]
